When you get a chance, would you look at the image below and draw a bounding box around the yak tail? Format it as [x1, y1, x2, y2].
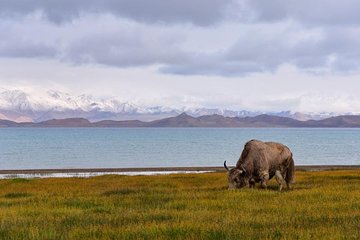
[285, 156, 295, 184]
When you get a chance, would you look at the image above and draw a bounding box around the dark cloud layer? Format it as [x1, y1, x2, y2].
[2, 1, 359, 26]
[1, 0, 360, 76]
[63, 30, 188, 67]
[161, 25, 360, 76]
[0, 0, 234, 25]
[247, 0, 360, 26]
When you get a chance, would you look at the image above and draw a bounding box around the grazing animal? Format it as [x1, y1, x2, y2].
[224, 139, 295, 191]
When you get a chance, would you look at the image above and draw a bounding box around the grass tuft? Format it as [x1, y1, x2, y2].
[102, 188, 138, 196]
[4, 192, 31, 198]
[10, 178, 32, 183]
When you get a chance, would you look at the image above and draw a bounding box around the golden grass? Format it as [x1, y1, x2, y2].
[0, 170, 359, 239]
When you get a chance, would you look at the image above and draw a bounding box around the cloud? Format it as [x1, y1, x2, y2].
[245, 0, 360, 26]
[0, 14, 190, 66]
[3, 0, 360, 27]
[296, 94, 360, 113]
[0, 0, 235, 25]
[62, 23, 188, 67]
[1, 1, 360, 77]
[161, 21, 360, 76]
[0, 42, 56, 58]
[160, 22, 325, 76]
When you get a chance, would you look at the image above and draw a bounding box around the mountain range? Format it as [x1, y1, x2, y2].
[2, 113, 360, 128]
[0, 89, 350, 123]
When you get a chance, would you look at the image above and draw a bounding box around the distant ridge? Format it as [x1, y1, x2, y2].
[0, 89, 351, 123]
[2, 113, 360, 128]
[39, 118, 91, 127]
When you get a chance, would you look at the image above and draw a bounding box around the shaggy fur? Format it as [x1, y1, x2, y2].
[225, 139, 295, 191]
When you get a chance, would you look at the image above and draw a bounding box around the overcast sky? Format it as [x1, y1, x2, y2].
[1, 0, 360, 112]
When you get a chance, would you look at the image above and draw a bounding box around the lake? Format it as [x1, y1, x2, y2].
[1, 128, 360, 170]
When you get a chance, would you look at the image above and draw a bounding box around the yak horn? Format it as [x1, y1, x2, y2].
[223, 161, 229, 171]
[240, 165, 246, 173]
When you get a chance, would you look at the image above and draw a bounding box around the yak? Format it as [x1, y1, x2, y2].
[224, 139, 294, 191]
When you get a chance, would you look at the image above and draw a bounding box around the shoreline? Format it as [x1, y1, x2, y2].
[1, 165, 360, 175]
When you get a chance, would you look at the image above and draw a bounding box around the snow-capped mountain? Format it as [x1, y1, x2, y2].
[0, 89, 179, 122]
[0, 89, 33, 112]
[0, 88, 352, 123]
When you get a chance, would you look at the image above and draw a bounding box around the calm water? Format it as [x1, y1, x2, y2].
[1, 128, 360, 170]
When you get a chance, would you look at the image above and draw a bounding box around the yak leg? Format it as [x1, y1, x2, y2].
[286, 178, 292, 190]
[260, 172, 269, 189]
[275, 170, 285, 191]
[249, 178, 256, 188]
[282, 170, 291, 190]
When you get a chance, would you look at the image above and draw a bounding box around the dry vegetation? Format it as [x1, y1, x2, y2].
[0, 170, 359, 239]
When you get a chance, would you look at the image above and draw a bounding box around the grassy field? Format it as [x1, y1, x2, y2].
[0, 170, 359, 239]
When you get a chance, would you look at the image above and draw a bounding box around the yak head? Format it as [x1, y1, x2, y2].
[224, 161, 248, 189]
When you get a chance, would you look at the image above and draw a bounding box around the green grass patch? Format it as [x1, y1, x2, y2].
[102, 188, 139, 196]
[10, 178, 32, 183]
[3, 192, 31, 199]
[0, 170, 359, 239]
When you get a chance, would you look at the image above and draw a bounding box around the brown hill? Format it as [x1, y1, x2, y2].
[147, 113, 202, 127]
[305, 115, 360, 127]
[92, 120, 145, 127]
[35, 118, 91, 127]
